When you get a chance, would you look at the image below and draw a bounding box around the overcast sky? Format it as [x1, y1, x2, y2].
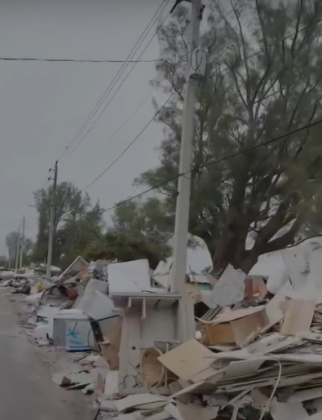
[0, 0, 178, 254]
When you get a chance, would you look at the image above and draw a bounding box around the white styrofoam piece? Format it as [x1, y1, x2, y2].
[108, 259, 151, 294]
[75, 279, 113, 319]
[206, 264, 246, 308]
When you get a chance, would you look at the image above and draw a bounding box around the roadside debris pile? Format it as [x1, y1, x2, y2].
[0, 264, 61, 295]
[91, 250, 322, 420]
[4, 242, 322, 420]
[20, 257, 118, 350]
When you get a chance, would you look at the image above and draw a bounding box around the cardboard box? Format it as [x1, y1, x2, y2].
[203, 306, 269, 347]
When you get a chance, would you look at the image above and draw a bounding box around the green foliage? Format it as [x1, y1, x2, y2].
[32, 183, 169, 270]
[135, 0, 322, 272]
[86, 230, 171, 270]
[112, 198, 174, 244]
[33, 182, 104, 265]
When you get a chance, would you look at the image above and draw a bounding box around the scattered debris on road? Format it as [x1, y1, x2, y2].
[2, 251, 322, 420]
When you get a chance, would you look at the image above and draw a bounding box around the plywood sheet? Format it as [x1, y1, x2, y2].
[204, 323, 235, 346]
[205, 309, 268, 347]
[231, 310, 268, 347]
[211, 306, 264, 324]
[157, 339, 215, 381]
[280, 299, 316, 336]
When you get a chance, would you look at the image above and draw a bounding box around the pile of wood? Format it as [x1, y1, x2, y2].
[96, 294, 322, 420]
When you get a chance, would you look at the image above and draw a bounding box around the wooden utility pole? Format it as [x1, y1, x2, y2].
[14, 224, 21, 272]
[19, 216, 25, 269]
[46, 161, 58, 280]
[170, 0, 203, 340]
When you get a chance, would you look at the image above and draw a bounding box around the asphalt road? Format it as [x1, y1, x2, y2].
[0, 289, 92, 420]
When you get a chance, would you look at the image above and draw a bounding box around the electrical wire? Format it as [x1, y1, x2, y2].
[87, 89, 154, 149]
[33, 6, 322, 220]
[84, 93, 174, 190]
[72, 89, 154, 161]
[57, 0, 170, 162]
[81, 6, 322, 189]
[0, 57, 165, 63]
[67, 2, 171, 158]
[27, 117, 322, 236]
[99, 117, 322, 214]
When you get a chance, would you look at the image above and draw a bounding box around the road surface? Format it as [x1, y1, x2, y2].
[0, 289, 92, 420]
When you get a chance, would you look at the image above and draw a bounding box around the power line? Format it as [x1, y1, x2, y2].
[100, 117, 322, 214]
[67, 2, 171, 158]
[21, 1, 172, 236]
[0, 57, 164, 63]
[89, 90, 154, 149]
[84, 94, 174, 190]
[79, 6, 322, 181]
[30, 116, 322, 232]
[57, 0, 170, 162]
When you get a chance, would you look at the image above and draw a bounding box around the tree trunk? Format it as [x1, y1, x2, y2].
[211, 212, 258, 275]
[212, 232, 259, 276]
[212, 248, 259, 275]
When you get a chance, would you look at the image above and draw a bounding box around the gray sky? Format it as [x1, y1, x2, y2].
[0, 0, 173, 254]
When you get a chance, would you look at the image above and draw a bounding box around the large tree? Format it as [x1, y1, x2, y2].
[84, 199, 171, 269]
[33, 182, 104, 264]
[86, 230, 171, 270]
[112, 198, 174, 244]
[135, 0, 322, 274]
[33, 182, 170, 269]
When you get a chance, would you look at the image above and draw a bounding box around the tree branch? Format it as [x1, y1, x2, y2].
[261, 213, 305, 254]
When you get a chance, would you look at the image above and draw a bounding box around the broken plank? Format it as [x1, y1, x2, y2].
[281, 299, 316, 336]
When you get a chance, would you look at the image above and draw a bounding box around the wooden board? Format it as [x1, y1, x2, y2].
[204, 309, 269, 347]
[280, 299, 316, 336]
[204, 323, 236, 346]
[157, 339, 215, 382]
